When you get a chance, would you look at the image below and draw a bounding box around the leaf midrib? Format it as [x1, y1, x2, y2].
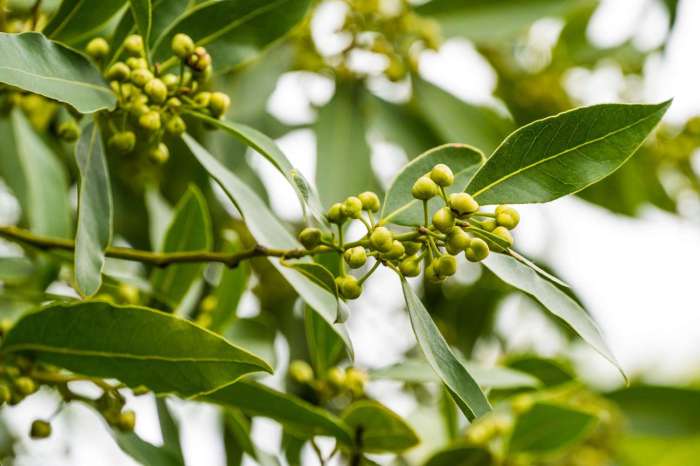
[471, 107, 663, 199]
[0, 66, 113, 94]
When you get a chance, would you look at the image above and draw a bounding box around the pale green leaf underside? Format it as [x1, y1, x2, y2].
[466, 101, 671, 205]
[1, 301, 271, 397]
[74, 120, 113, 297]
[401, 278, 491, 420]
[0, 32, 116, 113]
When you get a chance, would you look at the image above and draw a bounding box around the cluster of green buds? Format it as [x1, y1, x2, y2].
[87, 33, 230, 164]
[289, 360, 368, 399]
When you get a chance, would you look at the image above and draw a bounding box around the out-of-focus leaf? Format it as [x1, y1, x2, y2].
[43, 0, 126, 44]
[145, 185, 173, 251]
[509, 402, 597, 453]
[401, 277, 491, 420]
[225, 317, 276, 368]
[128, 0, 152, 56]
[466, 101, 671, 205]
[505, 355, 575, 388]
[413, 78, 513, 154]
[116, 431, 184, 466]
[315, 81, 378, 206]
[380, 143, 484, 226]
[74, 120, 113, 297]
[422, 443, 493, 466]
[304, 305, 345, 375]
[151, 185, 212, 309]
[1, 301, 272, 396]
[208, 234, 249, 333]
[616, 434, 700, 466]
[223, 409, 281, 466]
[341, 400, 419, 453]
[0, 256, 35, 284]
[153, 0, 311, 72]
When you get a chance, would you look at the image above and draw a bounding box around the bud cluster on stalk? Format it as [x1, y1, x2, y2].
[289, 360, 368, 399]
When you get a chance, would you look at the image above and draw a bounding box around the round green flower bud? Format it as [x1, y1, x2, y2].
[57, 120, 80, 142]
[448, 193, 479, 216]
[209, 92, 231, 118]
[344, 246, 367, 269]
[289, 360, 314, 383]
[162, 73, 179, 91]
[326, 202, 346, 224]
[338, 275, 362, 300]
[327, 367, 346, 387]
[386, 240, 405, 260]
[86, 37, 110, 60]
[108, 131, 136, 154]
[118, 283, 140, 304]
[436, 255, 457, 277]
[187, 47, 212, 72]
[30, 420, 51, 439]
[144, 78, 168, 104]
[344, 367, 367, 396]
[446, 227, 471, 254]
[495, 205, 520, 229]
[171, 33, 195, 59]
[411, 175, 438, 200]
[126, 57, 147, 70]
[194, 91, 211, 107]
[166, 115, 187, 136]
[342, 196, 363, 219]
[14, 376, 36, 396]
[200, 294, 218, 314]
[139, 111, 161, 132]
[129, 101, 150, 118]
[430, 163, 454, 187]
[166, 97, 182, 110]
[399, 256, 421, 277]
[124, 34, 144, 56]
[424, 263, 443, 283]
[358, 191, 380, 212]
[465, 238, 489, 262]
[403, 241, 422, 256]
[432, 206, 455, 234]
[481, 219, 497, 232]
[130, 68, 153, 88]
[117, 410, 136, 432]
[105, 62, 130, 82]
[298, 227, 322, 249]
[492, 226, 514, 247]
[148, 143, 170, 165]
[369, 227, 393, 253]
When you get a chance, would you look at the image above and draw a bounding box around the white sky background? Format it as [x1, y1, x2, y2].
[4, 0, 700, 465]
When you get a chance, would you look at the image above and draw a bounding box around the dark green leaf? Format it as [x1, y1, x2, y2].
[0, 32, 116, 113]
[208, 235, 249, 333]
[201, 380, 354, 445]
[150, 185, 212, 309]
[315, 82, 377, 206]
[509, 402, 596, 453]
[74, 120, 113, 297]
[116, 432, 184, 466]
[423, 443, 492, 466]
[183, 134, 353, 354]
[341, 400, 419, 453]
[223, 409, 280, 466]
[505, 355, 574, 387]
[0, 256, 35, 284]
[466, 101, 671, 205]
[401, 278, 491, 420]
[1, 301, 271, 396]
[156, 398, 184, 462]
[43, 0, 126, 44]
[153, 0, 311, 73]
[483, 253, 624, 378]
[380, 143, 484, 226]
[304, 305, 345, 375]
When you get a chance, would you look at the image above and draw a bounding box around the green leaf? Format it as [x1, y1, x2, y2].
[401, 277, 491, 420]
[416, 0, 580, 43]
[116, 432, 184, 466]
[150, 185, 213, 309]
[153, 0, 312, 73]
[183, 134, 353, 355]
[225, 318, 276, 368]
[341, 400, 419, 453]
[0, 256, 35, 284]
[466, 101, 672, 205]
[507, 249, 570, 288]
[508, 402, 597, 454]
[505, 355, 574, 388]
[128, 0, 152, 57]
[315, 82, 378, 206]
[185, 111, 327, 228]
[156, 398, 184, 462]
[43, 0, 126, 44]
[223, 409, 281, 466]
[281, 259, 346, 322]
[200, 380, 354, 446]
[423, 444, 493, 466]
[1, 301, 272, 396]
[413, 78, 513, 155]
[0, 32, 116, 113]
[74, 120, 113, 297]
[0, 109, 71, 237]
[304, 305, 345, 375]
[616, 434, 700, 466]
[482, 253, 624, 379]
[380, 143, 484, 226]
[370, 359, 540, 390]
[208, 234, 249, 333]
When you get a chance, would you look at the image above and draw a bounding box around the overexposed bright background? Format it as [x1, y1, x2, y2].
[3, 0, 700, 464]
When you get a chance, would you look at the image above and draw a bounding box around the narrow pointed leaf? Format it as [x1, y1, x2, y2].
[1, 301, 272, 396]
[483, 253, 624, 379]
[281, 259, 346, 322]
[183, 134, 353, 354]
[509, 403, 597, 454]
[381, 144, 484, 226]
[0, 32, 115, 113]
[507, 249, 570, 288]
[208, 235, 249, 333]
[152, 0, 312, 73]
[74, 120, 113, 297]
[43, 0, 126, 44]
[466, 101, 671, 205]
[116, 432, 184, 466]
[401, 278, 491, 420]
[341, 400, 419, 453]
[304, 306, 345, 375]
